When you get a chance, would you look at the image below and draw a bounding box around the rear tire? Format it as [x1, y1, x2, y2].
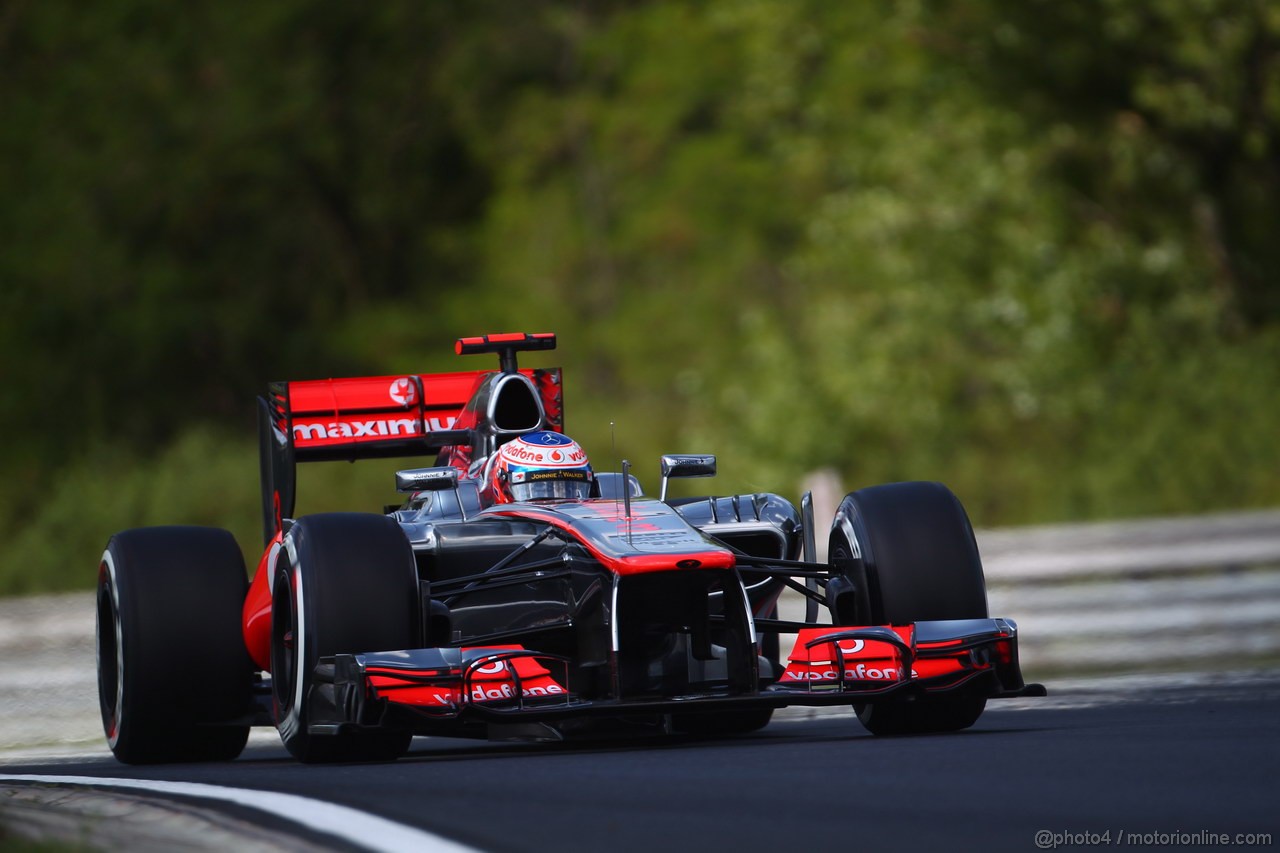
[271, 513, 419, 763]
[828, 482, 989, 735]
[97, 527, 252, 764]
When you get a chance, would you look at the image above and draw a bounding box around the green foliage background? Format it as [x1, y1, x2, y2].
[2, 0, 1278, 593]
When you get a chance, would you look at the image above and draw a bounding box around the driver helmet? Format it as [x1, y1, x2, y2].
[482, 431, 593, 504]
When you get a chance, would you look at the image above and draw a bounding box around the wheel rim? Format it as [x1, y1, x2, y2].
[96, 558, 124, 745]
[270, 570, 299, 720]
[829, 534, 875, 626]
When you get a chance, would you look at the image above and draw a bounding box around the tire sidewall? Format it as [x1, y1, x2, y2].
[97, 547, 128, 751]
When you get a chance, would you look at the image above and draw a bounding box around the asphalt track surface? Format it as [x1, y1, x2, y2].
[4, 684, 1279, 853]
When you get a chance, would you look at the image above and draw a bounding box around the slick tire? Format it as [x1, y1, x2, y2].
[828, 481, 989, 736]
[271, 513, 420, 763]
[97, 527, 253, 764]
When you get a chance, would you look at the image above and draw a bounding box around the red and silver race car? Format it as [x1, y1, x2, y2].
[96, 333, 1045, 764]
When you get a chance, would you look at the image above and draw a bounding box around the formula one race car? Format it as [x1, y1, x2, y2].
[96, 333, 1044, 764]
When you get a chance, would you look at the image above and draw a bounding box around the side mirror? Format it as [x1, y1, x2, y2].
[396, 467, 460, 493]
[659, 454, 716, 502]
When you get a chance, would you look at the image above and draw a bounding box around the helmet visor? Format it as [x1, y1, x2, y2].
[510, 472, 592, 502]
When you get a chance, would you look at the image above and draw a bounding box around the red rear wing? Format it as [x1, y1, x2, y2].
[267, 364, 564, 459]
[258, 367, 562, 544]
[258, 332, 563, 544]
[275, 371, 486, 459]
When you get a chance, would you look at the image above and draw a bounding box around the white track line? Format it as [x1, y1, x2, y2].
[0, 774, 481, 853]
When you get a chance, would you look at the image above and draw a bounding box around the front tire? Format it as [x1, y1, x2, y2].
[97, 527, 252, 764]
[271, 513, 420, 763]
[828, 481, 989, 735]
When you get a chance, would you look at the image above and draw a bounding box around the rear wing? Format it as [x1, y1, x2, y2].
[259, 333, 562, 544]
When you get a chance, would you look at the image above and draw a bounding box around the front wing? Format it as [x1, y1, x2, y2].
[308, 618, 1045, 736]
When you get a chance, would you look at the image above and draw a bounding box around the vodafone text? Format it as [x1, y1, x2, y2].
[783, 664, 914, 681]
[431, 682, 567, 706]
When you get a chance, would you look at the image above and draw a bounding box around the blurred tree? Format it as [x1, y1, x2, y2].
[950, 0, 1280, 329]
[0, 2, 487, 476]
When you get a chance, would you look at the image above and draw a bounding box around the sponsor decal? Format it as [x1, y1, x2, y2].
[291, 415, 456, 443]
[502, 442, 587, 465]
[399, 469, 456, 489]
[528, 432, 573, 446]
[389, 377, 417, 406]
[604, 529, 709, 551]
[780, 663, 910, 682]
[675, 456, 715, 468]
[468, 681, 566, 703]
[294, 419, 419, 441]
[527, 470, 589, 482]
[415, 680, 569, 709]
